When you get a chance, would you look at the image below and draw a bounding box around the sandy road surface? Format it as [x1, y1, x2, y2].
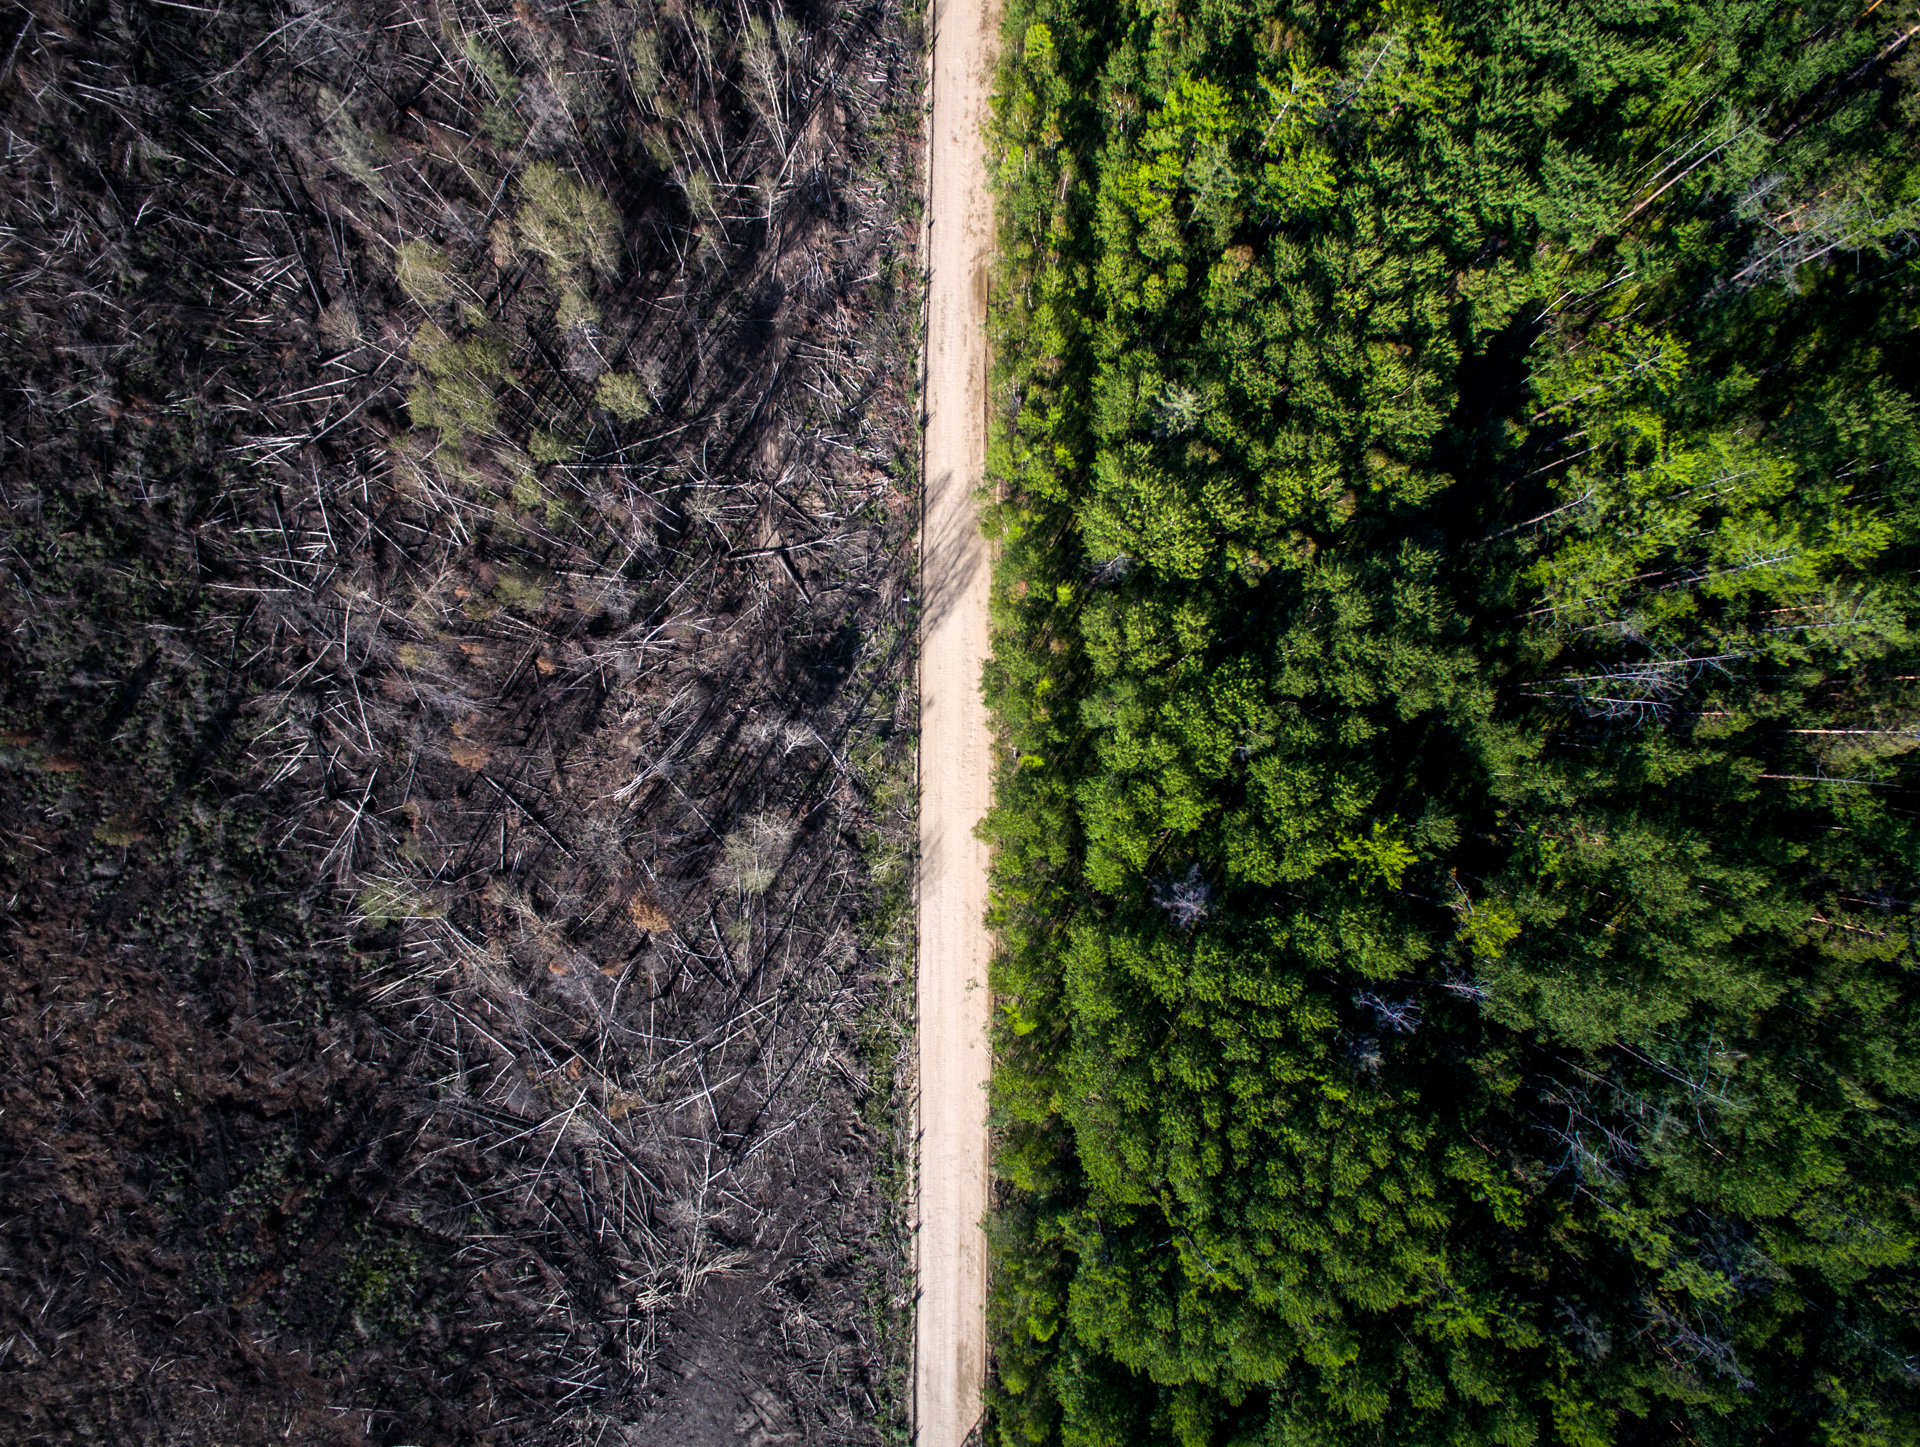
[915, 0, 997, 1441]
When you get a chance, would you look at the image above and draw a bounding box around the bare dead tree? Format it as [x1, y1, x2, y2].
[1152, 862, 1213, 931]
[1353, 991, 1421, 1034]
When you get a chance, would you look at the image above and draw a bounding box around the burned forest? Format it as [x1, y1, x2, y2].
[0, 0, 925, 1441]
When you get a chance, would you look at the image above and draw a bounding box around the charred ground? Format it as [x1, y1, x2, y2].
[0, 0, 923, 1442]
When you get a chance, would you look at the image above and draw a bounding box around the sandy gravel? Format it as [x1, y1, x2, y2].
[915, 0, 998, 1441]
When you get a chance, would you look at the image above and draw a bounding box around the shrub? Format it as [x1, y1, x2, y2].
[595, 370, 652, 422]
[395, 238, 455, 309]
[512, 163, 620, 280]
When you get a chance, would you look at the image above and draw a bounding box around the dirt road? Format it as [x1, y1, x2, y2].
[916, 0, 997, 1440]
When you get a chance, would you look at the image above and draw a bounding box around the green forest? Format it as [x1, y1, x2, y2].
[978, 0, 1920, 1442]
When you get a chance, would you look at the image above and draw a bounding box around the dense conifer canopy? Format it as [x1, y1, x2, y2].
[980, 1, 1920, 1441]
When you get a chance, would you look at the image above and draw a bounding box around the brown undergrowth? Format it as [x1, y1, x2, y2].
[0, 0, 923, 1441]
